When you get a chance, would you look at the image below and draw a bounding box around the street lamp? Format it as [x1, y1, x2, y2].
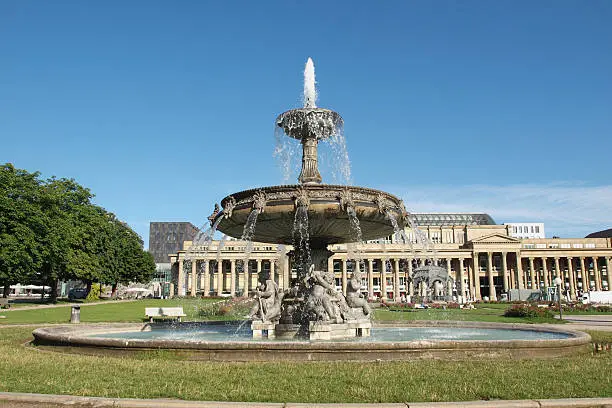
[554, 277, 563, 320]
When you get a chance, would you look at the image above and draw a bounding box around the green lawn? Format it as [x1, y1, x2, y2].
[0, 298, 236, 324]
[374, 304, 562, 324]
[0, 327, 609, 403]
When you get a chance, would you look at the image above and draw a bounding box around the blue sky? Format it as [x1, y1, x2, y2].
[1, 1, 611, 247]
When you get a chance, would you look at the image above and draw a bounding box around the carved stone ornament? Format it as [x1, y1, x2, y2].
[338, 188, 355, 212]
[375, 193, 391, 214]
[223, 196, 236, 219]
[252, 190, 267, 213]
[207, 203, 220, 226]
[294, 187, 310, 209]
[398, 200, 410, 222]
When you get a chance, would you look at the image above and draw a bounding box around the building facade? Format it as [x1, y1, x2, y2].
[169, 215, 612, 302]
[504, 222, 546, 239]
[149, 222, 199, 264]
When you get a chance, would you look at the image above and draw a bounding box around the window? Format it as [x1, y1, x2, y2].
[573, 243, 583, 248]
[535, 226, 540, 233]
[585, 243, 596, 248]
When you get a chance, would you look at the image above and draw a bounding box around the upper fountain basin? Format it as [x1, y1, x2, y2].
[215, 184, 406, 247]
[276, 108, 343, 141]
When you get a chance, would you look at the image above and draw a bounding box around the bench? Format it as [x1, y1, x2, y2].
[145, 307, 186, 322]
[0, 298, 9, 309]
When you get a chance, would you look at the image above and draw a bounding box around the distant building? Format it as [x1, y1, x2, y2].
[504, 223, 545, 239]
[586, 228, 612, 239]
[148, 222, 199, 264]
[170, 214, 612, 300]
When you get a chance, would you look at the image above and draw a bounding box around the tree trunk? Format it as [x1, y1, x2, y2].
[86, 280, 92, 295]
[2, 281, 10, 298]
[49, 279, 58, 303]
[111, 282, 118, 298]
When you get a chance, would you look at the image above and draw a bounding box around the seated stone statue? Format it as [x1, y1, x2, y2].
[249, 272, 280, 322]
[345, 268, 370, 318]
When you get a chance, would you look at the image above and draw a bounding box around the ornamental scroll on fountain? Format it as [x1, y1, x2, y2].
[208, 58, 411, 340]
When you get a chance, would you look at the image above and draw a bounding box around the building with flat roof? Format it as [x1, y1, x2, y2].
[149, 222, 199, 264]
[504, 223, 546, 239]
[169, 215, 611, 302]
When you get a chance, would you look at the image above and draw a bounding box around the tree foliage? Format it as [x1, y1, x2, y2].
[0, 163, 155, 298]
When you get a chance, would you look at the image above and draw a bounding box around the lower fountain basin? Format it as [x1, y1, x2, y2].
[216, 184, 405, 246]
[32, 321, 590, 362]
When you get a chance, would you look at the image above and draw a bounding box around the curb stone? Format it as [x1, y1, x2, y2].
[1, 393, 612, 408]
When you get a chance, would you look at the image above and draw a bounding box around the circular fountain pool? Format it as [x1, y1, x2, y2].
[32, 321, 590, 362]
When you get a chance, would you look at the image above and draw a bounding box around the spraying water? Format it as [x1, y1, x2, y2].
[304, 57, 317, 108]
[292, 205, 311, 280]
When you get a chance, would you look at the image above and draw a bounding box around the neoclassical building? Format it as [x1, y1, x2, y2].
[169, 214, 612, 302]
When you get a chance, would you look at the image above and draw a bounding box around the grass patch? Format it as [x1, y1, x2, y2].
[0, 298, 227, 324]
[374, 304, 560, 324]
[0, 327, 608, 403]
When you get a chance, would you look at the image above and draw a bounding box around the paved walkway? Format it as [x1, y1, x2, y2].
[0, 393, 611, 408]
[558, 314, 612, 332]
[1, 299, 139, 311]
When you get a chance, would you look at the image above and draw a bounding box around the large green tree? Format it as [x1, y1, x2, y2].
[0, 164, 46, 297]
[1, 163, 155, 300]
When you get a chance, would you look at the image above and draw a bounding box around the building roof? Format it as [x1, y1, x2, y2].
[585, 228, 612, 238]
[411, 213, 496, 227]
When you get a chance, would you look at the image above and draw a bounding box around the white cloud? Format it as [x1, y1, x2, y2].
[385, 183, 612, 238]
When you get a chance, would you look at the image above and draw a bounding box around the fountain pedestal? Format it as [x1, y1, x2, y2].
[251, 321, 277, 339]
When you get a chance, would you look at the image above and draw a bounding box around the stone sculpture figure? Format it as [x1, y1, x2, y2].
[345, 268, 370, 318]
[304, 265, 338, 322]
[249, 272, 280, 322]
[433, 281, 444, 298]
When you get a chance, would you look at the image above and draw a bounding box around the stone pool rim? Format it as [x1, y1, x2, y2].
[32, 320, 591, 361]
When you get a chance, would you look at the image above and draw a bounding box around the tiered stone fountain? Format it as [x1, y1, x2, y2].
[32, 59, 592, 361]
[210, 58, 408, 340]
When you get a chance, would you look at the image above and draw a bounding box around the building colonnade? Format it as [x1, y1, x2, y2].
[171, 251, 611, 301]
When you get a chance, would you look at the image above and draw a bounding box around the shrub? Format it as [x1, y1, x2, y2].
[503, 304, 554, 319]
[85, 283, 101, 302]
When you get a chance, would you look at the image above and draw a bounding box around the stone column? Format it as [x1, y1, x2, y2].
[230, 259, 236, 297]
[458, 258, 465, 303]
[199, 261, 205, 292]
[528, 258, 536, 289]
[566, 257, 575, 300]
[593, 257, 601, 291]
[327, 258, 334, 275]
[542, 257, 549, 289]
[473, 253, 481, 300]
[487, 252, 496, 301]
[177, 259, 185, 296]
[516, 253, 524, 290]
[579, 257, 587, 291]
[270, 260, 276, 287]
[191, 260, 197, 296]
[284, 256, 290, 290]
[606, 257, 612, 291]
[216, 261, 223, 296]
[367, 259, 374, 299]
[394, 258, 400, 301]
[256, 259, 262, 290]
[501, 252, 508, 293]
[203, 261, 210, 297]
[445, 258, 453, 297]
[341, 259, 348, 296]
[380, 259, 387, 300]
[407, 258, 414, 297]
